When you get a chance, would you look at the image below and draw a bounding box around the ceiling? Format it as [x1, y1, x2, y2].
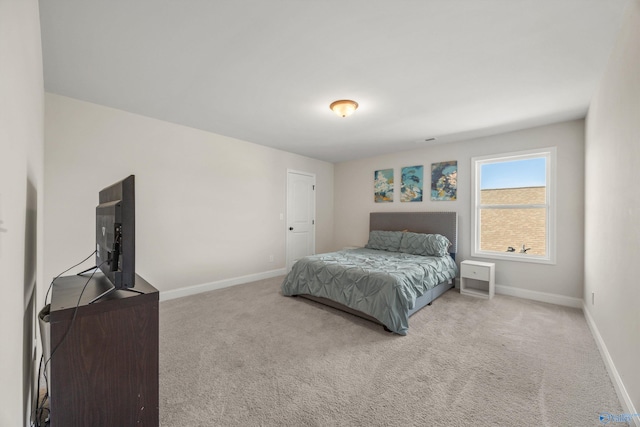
[39, 0, 630, 163]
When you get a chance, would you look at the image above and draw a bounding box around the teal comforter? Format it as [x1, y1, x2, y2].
[281, 248, 458, 335]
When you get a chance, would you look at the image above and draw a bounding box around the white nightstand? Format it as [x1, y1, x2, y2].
[460, 260, 495, 299]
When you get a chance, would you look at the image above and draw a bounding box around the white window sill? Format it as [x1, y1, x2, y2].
[471, 251, 556, 265]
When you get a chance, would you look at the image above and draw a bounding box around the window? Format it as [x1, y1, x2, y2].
[471, 148, 556, 264]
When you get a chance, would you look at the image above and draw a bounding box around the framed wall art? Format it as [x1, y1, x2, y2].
[431, 161, 457, 201]
[401, 165, 423, 202]
[374, 169, 394, 202]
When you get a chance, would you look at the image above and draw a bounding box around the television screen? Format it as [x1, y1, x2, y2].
[95, 175, 135, 289]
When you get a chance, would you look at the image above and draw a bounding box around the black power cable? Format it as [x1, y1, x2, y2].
[44, 250, 96, 306]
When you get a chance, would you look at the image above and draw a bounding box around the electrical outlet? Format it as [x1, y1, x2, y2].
[269, 255, 274, 263]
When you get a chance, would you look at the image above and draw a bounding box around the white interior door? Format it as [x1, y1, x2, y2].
[286, 170, 315, 271]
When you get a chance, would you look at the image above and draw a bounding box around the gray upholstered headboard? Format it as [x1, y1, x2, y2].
[369, 212, 458, 255]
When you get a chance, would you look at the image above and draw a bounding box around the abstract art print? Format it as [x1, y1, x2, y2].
[431, 161, 457, 201]
[401, 165, 423, 202]
[374, 169, 394, 202]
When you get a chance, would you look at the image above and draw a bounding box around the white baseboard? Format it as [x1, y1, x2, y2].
[583, 304, 639, 427]
[495, 284, 583, 308]
[160, 268, 287, 302]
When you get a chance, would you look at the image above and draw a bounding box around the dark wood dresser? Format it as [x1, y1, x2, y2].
[49, 273, 159, 426]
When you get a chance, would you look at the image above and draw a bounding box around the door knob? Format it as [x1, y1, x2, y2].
[289, 227, 294, 231]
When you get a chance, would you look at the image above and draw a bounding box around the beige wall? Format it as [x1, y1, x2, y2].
[44, 94, 334, 294]
[0, 0, 45, 425]
[585, 0, 640, 416]
[334, 120, 585, 302]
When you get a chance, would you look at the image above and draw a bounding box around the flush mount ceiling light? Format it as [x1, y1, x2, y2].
[330, 99, 358, 117]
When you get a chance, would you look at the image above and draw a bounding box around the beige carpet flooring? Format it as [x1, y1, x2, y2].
[159, 276, 625, 426]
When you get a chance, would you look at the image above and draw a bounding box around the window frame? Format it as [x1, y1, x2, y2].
[471, 147, 557, 264]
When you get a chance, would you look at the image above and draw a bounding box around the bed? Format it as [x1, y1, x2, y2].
[281, 212, 458, 335]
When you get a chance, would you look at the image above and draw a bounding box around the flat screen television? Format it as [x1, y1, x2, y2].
[89, 175, 137, 299]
